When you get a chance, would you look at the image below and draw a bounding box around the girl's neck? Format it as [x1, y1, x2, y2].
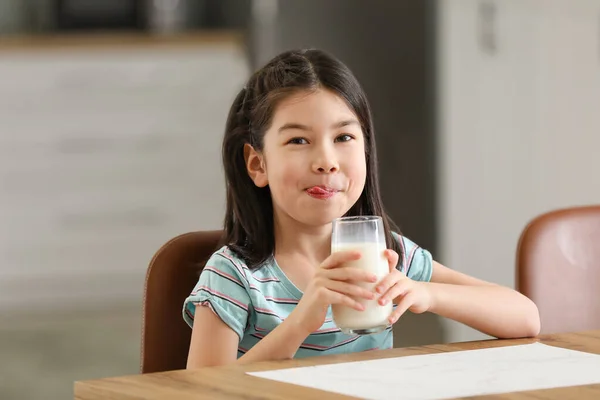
[272, 211, 332, 266]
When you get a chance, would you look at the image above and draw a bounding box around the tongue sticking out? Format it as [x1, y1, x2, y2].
[306, 186, 336, 199]
[307, 186, 330, 195]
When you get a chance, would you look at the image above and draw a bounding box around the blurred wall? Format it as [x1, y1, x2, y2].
[437, 0, 600, 342]
[0, 0, 28, 33]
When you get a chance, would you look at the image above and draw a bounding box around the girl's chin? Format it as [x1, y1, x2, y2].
[292, 210, 349, 227]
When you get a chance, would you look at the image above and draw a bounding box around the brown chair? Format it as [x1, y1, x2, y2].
[140, 230, 223, 373]
[516, 205, 600, 334]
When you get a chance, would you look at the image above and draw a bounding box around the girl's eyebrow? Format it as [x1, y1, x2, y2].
[278, 119, 360, 134]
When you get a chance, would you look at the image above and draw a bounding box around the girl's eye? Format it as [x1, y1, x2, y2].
[335, 134, 354, 142]
[287, 137, 308, 145]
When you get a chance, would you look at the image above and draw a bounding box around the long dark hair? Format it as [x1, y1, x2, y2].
[221, 49, 402, 269]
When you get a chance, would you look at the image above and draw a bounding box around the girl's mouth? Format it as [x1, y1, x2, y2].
[306, 186, 337, 200]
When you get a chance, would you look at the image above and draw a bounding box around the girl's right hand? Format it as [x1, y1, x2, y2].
[289, 251, 377, 336]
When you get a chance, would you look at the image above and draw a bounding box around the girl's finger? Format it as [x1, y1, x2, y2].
[325, 266, 378, 283]
[374, 270, 403, 296]
[328, 289, 365, 311]
[326, 280, 375, 300]
[320, 250, 361, 269]
[378, 282, 409, 306]
[384, 249, 399, 272]
[389, 293, 414, 324]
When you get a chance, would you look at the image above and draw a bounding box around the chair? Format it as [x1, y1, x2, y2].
[516, 205, 600, 334]
[140, 230, 223, 373]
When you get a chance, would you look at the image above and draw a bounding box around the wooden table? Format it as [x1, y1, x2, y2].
[75, 330, 600, 399]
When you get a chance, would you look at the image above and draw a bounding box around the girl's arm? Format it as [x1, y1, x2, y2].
[426, 261, 541, 339]
[187, 305, 308, 368]
[187, 251, 376, 368]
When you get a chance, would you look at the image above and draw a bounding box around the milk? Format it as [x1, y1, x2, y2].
[331, 242, 393, 333]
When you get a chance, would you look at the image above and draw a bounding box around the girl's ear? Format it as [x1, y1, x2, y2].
[244, 143, 268, 187]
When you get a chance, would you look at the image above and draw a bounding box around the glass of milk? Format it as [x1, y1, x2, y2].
[331, 216, 392, 335]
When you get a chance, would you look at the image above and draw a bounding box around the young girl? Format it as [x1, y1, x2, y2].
[183, 49, 540, 368]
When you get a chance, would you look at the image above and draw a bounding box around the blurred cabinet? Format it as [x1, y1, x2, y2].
[0, 42, 247, 311]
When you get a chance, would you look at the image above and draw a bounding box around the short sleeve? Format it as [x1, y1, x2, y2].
[182, 249, 252, 341]
[392, 232, 433, 282]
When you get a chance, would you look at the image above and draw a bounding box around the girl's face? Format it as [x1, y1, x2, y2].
[245, 89, 367, 228]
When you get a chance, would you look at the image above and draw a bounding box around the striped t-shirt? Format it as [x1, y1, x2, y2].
[182, 233, 433, 358]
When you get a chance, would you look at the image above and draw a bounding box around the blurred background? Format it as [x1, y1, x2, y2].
[1, 1, 599, 399]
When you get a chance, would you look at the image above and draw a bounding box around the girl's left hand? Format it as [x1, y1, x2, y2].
[376, 250, 433, 325]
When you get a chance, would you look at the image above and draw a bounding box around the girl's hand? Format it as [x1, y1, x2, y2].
[375, 250, 433, 325]
[290, 251, 378, 336]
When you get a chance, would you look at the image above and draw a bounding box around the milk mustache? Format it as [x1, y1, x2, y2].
[331, 241, 393, 332]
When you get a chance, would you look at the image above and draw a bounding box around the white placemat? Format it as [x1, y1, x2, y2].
[248, 343, 600, 399]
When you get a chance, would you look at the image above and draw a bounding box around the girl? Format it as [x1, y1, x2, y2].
[183, 49, 540, 368]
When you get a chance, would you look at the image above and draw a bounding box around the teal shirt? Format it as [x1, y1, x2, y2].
[183, 233, 433, 358]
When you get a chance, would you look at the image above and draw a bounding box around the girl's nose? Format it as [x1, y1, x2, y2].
[312, 150, 339, 173]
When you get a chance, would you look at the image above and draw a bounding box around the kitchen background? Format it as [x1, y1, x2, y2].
[1, 1, 599, 399]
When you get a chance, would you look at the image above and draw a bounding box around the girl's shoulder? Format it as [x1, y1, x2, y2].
[391, 231, 421, 253]
[390, 231, 433, 282]
[203, 245, 250, 279]
[203, 245, 276, 282]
